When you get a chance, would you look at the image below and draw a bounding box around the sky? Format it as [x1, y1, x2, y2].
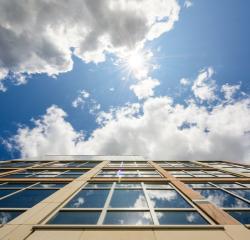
[0, 0, 250, 162]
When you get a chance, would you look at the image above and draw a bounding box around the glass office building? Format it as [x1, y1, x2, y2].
[0, 155, 249, 240]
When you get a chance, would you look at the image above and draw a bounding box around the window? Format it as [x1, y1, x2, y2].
[226, 210, 250, 224]
[0, 211, 24, 224]
[228, 189, 250, 201]
[47, 182, 207, 225]
[156, 211, 208, 225]
[65, 189, 109, 208]
[48, 211, 101, 225]
[104, 211, 153, 225]
[147, 189, 191, 208]
[0, 189, 56, 208]
[109, 189, 148, 208]
[197, 189, 250, 208]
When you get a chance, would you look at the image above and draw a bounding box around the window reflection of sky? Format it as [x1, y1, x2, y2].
[109, 189, 148, 208]
[104, 211, 152, 225]
[66, 189, 109, 208]
[229, 190, 250, 201]
[156, 211, 208, 225]
[198, 189, 250, 208]
[147, 190, 191, 208]
[226, 211, 250, 224]
[0, 211, 23, 224]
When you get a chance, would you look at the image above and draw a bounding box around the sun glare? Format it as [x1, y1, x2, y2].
[118, 49, 153, 80]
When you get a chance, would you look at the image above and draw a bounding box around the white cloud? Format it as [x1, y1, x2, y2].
[221, 83, 240, 102]
[130, 78, 160, 100]
[0, 68, 8, 92]
[184, 0, 193, 8]
[8, 88, 250, 163]
[0, 0, 180, 91]
[192, 67, 217, 102]
[72, 89, 90, 108]
[180, 78, 190, 86]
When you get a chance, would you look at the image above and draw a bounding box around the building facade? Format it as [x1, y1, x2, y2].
[0, 155, 249, 240]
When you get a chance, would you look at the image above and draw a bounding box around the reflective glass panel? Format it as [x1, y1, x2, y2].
[85, 183, 112, 188]
[34, 183, 66, 188]
[48, 211, 100, 224]
[115, 183, 141, 188]
[215, 183, 244, 188]
[145, 183, 172, 189]
[156, 211, 208, 225]
[188, 183, 213, 188]
[65, 189, 109, 208]
[229, 190, 250, 201]
[0, 183, 33, 188]
[0, 189, 56, 208]
[0, 211, 24, 224]
[104, 211, 153, 225]
[226, 211, 250, 224]
[198, 189, 250, 208]
[109, 190, 148, 208]
[0, 189, 17, 198]
[147, 190, 191, 208]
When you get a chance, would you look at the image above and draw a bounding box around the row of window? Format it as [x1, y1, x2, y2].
[0, 161, 101, 169]
[0, 182, 66, 224]
[48, 182, 208, 225]
[0, 181, 250, 225]
[169, 170, 236, 178]
[1, 170, 87, 178]
[95, 170, 161, 178]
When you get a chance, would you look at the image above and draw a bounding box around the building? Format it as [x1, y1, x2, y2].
[0, 155, 249, 240]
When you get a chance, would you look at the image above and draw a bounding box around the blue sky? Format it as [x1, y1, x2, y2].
[0, 0, 250, 162]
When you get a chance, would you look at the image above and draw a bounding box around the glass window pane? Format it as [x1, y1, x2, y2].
[229, 190, 250, 201]
[0, 189, 17, 198]
[156, 211, 208, 225]
[115, 183, 141, 188]
[104, 211, 153, 225]
[0, 211, 24, 224]
[109, 190, 148, 208]
[34, 183, 66, 188]
[242, 184, 250, 188]
[0, 189, 56, 208]
[0, 183, 33, 188]
[48, 211, 100, 224]
[147, 190, 191, 208]
[145, 183, 172, 189]
[226, 211, 250, 224]
[188, 183, 213, 188]
[197, 189, 250, 208]
[58, 174, 81, 178]
[85, 183, 112, 188]
[214, 183, 244, 188]
[65, 189, 109, 208]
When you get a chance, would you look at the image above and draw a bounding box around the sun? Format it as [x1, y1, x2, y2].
[118, 49, 152, 80]
[127, 52, 145, 73]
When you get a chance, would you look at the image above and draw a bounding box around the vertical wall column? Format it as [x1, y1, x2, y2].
[149, 161, 240, 225]
[0, 160, 109, 240]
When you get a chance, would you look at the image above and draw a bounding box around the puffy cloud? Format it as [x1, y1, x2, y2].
[8, 90, 250, 163]
[130, 78, 160, 100]
[184, 0, 193, 8]
[221, 83, 241, 102]
[192, 67, 217, 102]
[180, 78, 190, 86]
[0, 0, 180, 91]
[72, 89, 90, 108]
[0, 68, 8, 92]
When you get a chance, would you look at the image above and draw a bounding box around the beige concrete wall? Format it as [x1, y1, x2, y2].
[26, 227, 250, 240]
